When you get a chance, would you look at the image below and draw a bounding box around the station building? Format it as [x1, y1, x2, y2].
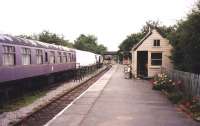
[131, 28, 173, 78]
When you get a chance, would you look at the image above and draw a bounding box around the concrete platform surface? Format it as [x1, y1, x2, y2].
[45, 65, 199, 126]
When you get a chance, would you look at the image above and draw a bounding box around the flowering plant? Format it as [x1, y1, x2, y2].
[152, 73, 175, 92]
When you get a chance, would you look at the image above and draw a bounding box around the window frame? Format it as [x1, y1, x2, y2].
[153, 39, 160, 47]
[36, 49, 43, 64]
[21, 47, 31, 65]
[151, 52, 162, 66]
[49, 51, 55, 64]
[57, 51, 62, 63]
[2, 45, 16, 66]
[62, 52, 68, 63]
[68, 53, 72, 62]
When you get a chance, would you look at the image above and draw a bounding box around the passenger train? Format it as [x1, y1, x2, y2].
[0, 34, 103, 83]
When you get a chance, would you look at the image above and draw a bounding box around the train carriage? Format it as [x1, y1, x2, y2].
[0, 34, 76, 83]
[0, 34, 103, 84]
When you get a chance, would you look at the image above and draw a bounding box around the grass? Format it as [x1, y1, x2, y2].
[0, 91, 47, 113]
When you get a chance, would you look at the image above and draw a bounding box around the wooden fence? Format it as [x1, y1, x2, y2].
[161, 67, 200, 98]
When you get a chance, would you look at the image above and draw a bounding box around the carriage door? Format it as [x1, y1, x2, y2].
[137, 51, 148, 78]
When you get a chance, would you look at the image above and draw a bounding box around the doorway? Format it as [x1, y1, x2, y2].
[137, 51, 148, 78]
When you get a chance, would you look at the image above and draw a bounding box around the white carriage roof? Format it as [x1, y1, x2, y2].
[0, 34, 73, 51]
[74, 49, 99, 66]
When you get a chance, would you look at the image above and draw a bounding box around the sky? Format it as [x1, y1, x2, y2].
[0, 0, 198, 51]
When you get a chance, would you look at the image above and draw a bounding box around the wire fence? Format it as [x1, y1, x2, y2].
[161, 67, 200, 98]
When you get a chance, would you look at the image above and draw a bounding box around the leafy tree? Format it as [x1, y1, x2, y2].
[17, 34, 37, 40]
[18, 32, 107, 54]
[18, 31, 73, 47]
[168, 1, 200, 73]
[96, 44, 107, 54]
[74, 34, 107, 54]
[74, 34, 97, 52]
[141, 20, 175, 38]
[119, 33, 144, 52]
[38, 31, 73, 47]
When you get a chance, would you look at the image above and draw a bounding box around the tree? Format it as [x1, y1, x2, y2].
[74, 34, 97, 52]
[119, 33, 144, 52]
[38, 31, 73, 47]
[167, 1, 200, 73]
[18, 32, 107, 54]
[74, 34, 107, 54]
[96, 44, 107, 54]
[18, 31, 73, 48]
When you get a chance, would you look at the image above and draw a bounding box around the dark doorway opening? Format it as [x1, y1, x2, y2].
[137, 51, 148, 78]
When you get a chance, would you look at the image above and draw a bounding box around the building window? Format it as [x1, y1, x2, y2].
[36, 49, 43, 64]
[57, 52, 62, 63]
[63, 52, 68, 63]
[153, 40, 160, 46]
[151, 53, 162, 66]
[49, 51, 55, 64]
[2, 46, 15, 66]
[22, 48, 31, 65]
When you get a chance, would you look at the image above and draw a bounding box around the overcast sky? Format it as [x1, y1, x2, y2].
[0, 0, 197, 51]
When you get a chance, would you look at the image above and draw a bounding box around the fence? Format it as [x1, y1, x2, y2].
[161, 67, 200, 98]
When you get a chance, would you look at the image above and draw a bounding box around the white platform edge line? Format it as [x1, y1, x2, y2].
[44, 68, 114, 126]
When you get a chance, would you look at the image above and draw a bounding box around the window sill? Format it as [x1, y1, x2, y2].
[149, 66, 161, 69]
[152, 46, 161, 48]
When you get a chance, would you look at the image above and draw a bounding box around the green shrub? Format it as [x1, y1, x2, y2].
[190, 97, 200, 114]
[168, 91, 183, 104]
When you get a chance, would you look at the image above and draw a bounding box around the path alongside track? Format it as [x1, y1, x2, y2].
[46, 65, 199, 126]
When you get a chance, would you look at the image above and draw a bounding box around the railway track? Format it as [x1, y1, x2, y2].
[13, 66, 110, 126]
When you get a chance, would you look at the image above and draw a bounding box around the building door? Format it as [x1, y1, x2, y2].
[137, 51, 148, 78]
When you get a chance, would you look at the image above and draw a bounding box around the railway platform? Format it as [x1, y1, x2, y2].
[45, 65, 199, 126]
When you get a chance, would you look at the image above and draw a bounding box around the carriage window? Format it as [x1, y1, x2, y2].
[45, 52, 48, 62]
[36, 49, 43, 64]
[22, 48, 31, 65]
[2, 46, 15, 66]
[49, 51, 55, 64]
[72, 53, 75, 62]
[70, 53, 73, 62]
[151, 53, 162, 66]
[153, 40, 160, 46]
[57, 52, 62, 63]
[71, 53, 74, 62]
[63, 52, 68, 63]
[68, 53, 71, 62]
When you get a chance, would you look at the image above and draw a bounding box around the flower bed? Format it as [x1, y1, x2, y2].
[152, 73, 200, 122]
